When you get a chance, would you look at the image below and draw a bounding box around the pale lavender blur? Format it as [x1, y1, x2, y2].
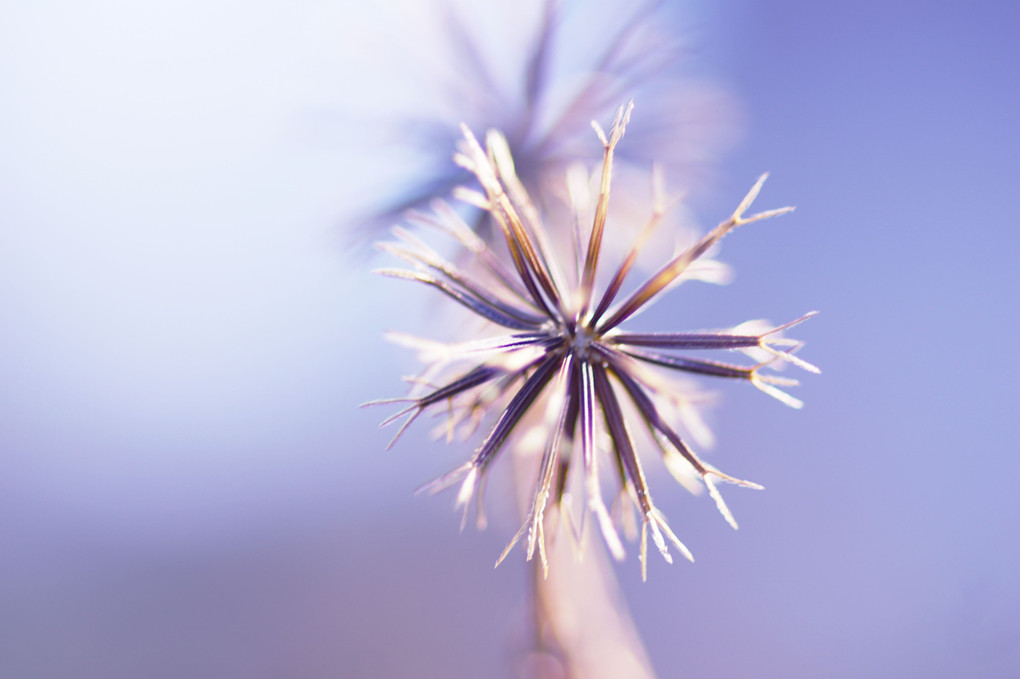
[1, 1, 1018, 678]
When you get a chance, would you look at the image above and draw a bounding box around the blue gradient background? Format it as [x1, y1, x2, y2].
[2, 1, 1018, 677]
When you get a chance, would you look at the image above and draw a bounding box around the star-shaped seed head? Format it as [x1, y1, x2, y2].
[368, 102, 817, 580]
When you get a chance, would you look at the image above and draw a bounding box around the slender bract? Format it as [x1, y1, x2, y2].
[370, 103, 817, 579]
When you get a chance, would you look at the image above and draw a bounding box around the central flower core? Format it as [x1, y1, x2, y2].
[565, 322, 599, 359]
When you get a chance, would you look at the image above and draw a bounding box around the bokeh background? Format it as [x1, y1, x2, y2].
[2, 1, 1018, 677]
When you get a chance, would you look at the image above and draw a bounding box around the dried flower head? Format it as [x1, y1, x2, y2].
[369, 103, 817, 580]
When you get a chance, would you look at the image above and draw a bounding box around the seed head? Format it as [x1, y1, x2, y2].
[368, 102, 817, 580]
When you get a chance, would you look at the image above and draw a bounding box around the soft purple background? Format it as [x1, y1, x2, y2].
[2, 1, 1018, 678]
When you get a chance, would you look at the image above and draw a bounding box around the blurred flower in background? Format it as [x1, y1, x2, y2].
[356, 0, 742, 242]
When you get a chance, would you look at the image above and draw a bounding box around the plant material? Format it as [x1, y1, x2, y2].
[363, 0, 739, 241]
[369, 102, 817, 580]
